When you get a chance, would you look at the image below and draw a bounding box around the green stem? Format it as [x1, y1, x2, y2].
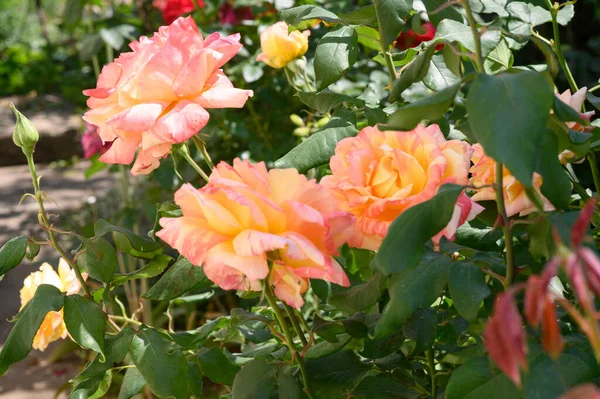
[588, 153, 600, 196]
[284, 303, 308, 347]
[178, 144, 210, 182]
[192, 136, 215, 170]
[383, 51, 397, 83]
[26, 154, 91, 296]
[426, 349, 437, 398]
[109, 315, 142, 327]
[263, 282, 314, 399]
[589, 84, 600, 93]
[545, 0, 578, 92]
[495, 162, 515, 289]
[460, 0, 485, 72]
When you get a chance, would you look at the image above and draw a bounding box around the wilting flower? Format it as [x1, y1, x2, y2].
[81, 122, 110, 159]
[557, 87, 595, 163]
[484, 291, 527, 387]
[20, 259, 85, 351]
[257, 22, 310, 69]
[83, 17, 253, 175]
[396, 21, 437, 50]
[153, 0, 204, 24]
[219, 2, 253, 25]
[321, 125, 483, 251]
[157, 159, 354, 308]
[469, 144, 554, 217]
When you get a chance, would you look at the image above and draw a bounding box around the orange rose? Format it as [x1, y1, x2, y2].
[321, 125, 483, 251]
[157, 159, 354, 308]
[19, 259, 85, 351]
[469, 144, 554, 217]
[256, 22, 310, 69]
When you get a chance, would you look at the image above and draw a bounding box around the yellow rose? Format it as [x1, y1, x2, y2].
[257, 22, 310, 69]
[20, 259, 84, 351]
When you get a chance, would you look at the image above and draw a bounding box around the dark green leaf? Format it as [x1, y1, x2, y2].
[448, 262, 491, 321]
[314, 25, 358, 91]
[587, 92, 600, 111]
[64, 295, 106, 360]
[78, 34, 103, 61]
[277, 365, 303, 399]
[274, 108, 357, 172]
[118, 367, 146, 399]
[144, 257, 210, 301]
[372, 184, 463, 274]
[423, 0, 463, 25]
[553, 95, 588, 125]
[304, 334, 353, 359]
[77, 238, 117, 284]
[130, 327, 188, 399]
[94, 219, 162, 259]
[389, 45, 437, 101]
[342, 5, 377, 26]
[63, 0, 84, 27]
[0, 284, 64, 376]
[0, 236, 28, 277]
[231, 360, 277, 399]
[328, 272, 385, 314]
[376, 251, 451, 337]
[402, 308, 437, 354]
[536, 131, 571, 210]
[434, 19, 501, 57]
[360, 331, 405, 359]
[374, 0, 412, 49]
[523, 352, 566, 399]
[25, 240, 40, 262]
[197, 346, 240, 385]
[112, 254, 172, 286]
[171, 317, 228, 349]
[352, 374, 419, 398]
[365, 106, 388, 126]
[530, 36, 559, 77]
[306, 351, 369, 398]
[445, 356, 520, 399]
[385, 83, 460, 130]
[298, 90, 365, 114]
[280, 5, 341, 27]
[466, 70, 554, 186]
[187, 361, 204, 397]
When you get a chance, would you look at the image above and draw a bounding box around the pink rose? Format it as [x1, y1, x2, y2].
[83, 17, 253, 175]
[81, 122, 111, 159]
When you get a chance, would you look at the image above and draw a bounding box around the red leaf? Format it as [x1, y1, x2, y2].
[525, 257, 560, 326]
[559, 384, 600, 399]
[566, 253, 594, 312]
[572, 198, 596, 247]
[541, 299, 563, 359]
[579, 247, 600, 297]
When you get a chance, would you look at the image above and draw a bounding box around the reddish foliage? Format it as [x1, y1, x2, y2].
[541, 299, 563, 358]
[572, 198, 596, 247]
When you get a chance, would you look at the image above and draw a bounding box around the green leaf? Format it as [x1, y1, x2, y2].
[352, 374, 419, 398]
[298, 90, 365, 114]
[374, 0, 412, 50]
[112, 254, 172, 286]
[361, 331, 405, 359]
[553, 95, 588, 125]
[64, 295, 106, 360]
[342, 5, 377, 26]
[130, 327, 189, 399]
[305, 351, 369, 398]
[434, 19, 502, 57]
[277, 365, 303, 399]
[63, 0, 84, 27]
[448, 262, 491, 321]
[89, 370, 112, 399]
[536, 131, 571, 210]
[314, 25, 358, 91]
[389, 44, 437, 101]
[77, 238, 117, 284]
[188, 361, 204, 397]
[446, 356, 520, 399]
[274, 108, 357, 172]
[328, 272, 385, 314]
[304, 334, 353, 359]
[0, 236, 28, 277]
[78, 33, 103, 61]
[0, 284, 64, 376]
[385, 83, 460, 130]
[280, 5, 341, 27]
[402, 308, 437, 354]
[466, 70, 554, 186]
[197, 346, 240, 385]
[356, 26, 383, 51]
[375, 251, 451, 337]
[231, 360, 277, 399]
[424, 54, 462, 91]
[529, 36, 559, 77]
[372, 184, 464, 275]
[94, 219, 163, 259]
[523, 352, 566, 399]
[365, 106, 388, 126]
[25, 239, 40, 262]
[587, 92, 600, 111]
[144, 257, 211, 301]
[118, 367, 146, 399]
[423, 0, 463, 25]
[484, 38, 513, 74]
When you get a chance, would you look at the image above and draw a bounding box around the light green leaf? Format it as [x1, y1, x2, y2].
[118, 367, 146, 399]
[342, 5, 377, 26]
[389, 45, 437, 101]
[424, 54, 462, 91]
[434, 19, 502, 57]
[280, 5, 341, 27]
[314, 25, 359, 91]
[356, 25, 383, 51]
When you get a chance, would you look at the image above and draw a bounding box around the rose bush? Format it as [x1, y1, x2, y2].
[1, 1, 600, 399]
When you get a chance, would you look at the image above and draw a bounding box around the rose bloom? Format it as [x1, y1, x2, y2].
[396, 22, 440, 50]
[83, 17, 253, 175]
[81, 122, 111, 159]
[321, 125, 483, 251]
[469, 144, 554, 217]
[153, 0, 204, 24]
[157, 159, 354, 308]
[20, 259, 85, 351]
[219, 2, 253, 25]
[257, 22, 310, 69]
[556, 87, 595, 163]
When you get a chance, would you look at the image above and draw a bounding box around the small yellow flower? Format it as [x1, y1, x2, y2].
[257, 22, 310, 69]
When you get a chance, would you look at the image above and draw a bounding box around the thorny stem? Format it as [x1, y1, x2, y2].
[263, 281, 315, 399]
[545, 0, 578, 93]
[460, 0, 485, 72]
[495, 162, 515, 289]
[25, 154, 91, 296]
[426, 349, 437, 398]
[284, 303, 308, 347]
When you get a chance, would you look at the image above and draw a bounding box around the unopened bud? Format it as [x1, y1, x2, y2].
[9, 103, 39, 156]
[316, 116, 330, 127]
[293, 127, 310, 137]
[290, 114, 304, 127]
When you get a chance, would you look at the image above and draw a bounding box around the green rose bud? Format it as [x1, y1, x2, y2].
[289, 114, 305, 127]
[9, 103, 39, 156]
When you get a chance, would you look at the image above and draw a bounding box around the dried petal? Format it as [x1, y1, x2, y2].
[572, 199, 596, 247]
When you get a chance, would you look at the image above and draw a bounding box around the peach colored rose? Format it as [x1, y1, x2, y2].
[157, 159, 354, 308]
[321, 125, 483, 251]
[256, 22, 310, 69]
[20, 259, 85, 351]
[83, 17, 253, 175]
[556, 87, 596, 163]
[469, 144, 554, 217]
